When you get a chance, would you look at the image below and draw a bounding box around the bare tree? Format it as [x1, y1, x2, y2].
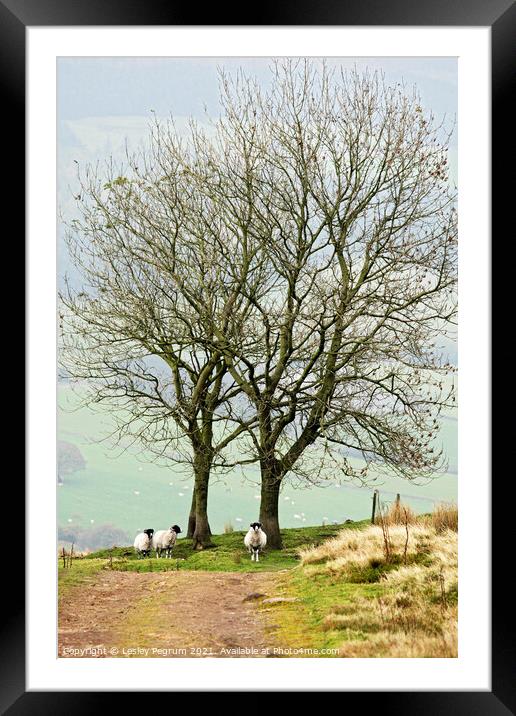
[59, 133, 263, 549]
[180, 61, 457, 547]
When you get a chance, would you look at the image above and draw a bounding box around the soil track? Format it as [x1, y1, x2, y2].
[59, 570, 282, 657]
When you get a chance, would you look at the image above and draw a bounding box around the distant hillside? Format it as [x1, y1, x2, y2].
[58, 522, 130, 551]
[58, 440, 86, 484]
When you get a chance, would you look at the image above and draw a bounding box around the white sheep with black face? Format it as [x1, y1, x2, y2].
[152, 525, 182, 558]
[133, 528, 154, 558]
[244, 522, 267, 562]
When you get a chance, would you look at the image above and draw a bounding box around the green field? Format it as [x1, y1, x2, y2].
[58, 384, 457, 549]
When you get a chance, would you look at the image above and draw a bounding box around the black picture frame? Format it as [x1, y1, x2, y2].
[7, 0, 509, 710]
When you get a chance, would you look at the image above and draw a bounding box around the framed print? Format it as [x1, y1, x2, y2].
[5, 0, 511, 709]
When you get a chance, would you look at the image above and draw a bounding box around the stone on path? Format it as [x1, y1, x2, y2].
[243, 592, 267, 602]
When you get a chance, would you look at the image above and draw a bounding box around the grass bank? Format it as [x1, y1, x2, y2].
[259, 512, 458, 658]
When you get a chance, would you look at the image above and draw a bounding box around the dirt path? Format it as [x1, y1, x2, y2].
[59, 570, 283, 658]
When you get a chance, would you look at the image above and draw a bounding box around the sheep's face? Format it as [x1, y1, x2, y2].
[144, 529, 154, 538]
[250, 522, 262, 532]
[171, 525, 182, 534]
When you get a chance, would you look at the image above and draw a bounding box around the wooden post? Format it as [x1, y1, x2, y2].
[371, 489, 379, 524]
[394, 493, 401, 521]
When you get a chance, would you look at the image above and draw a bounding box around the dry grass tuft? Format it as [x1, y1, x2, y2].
[375, 500, 418, 527]
[300, 524, 435, 574]
[338, 623, 458, 658]
[432, 503, 458, 532]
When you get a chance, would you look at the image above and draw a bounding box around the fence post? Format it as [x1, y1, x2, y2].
[371, 489, 379, 524]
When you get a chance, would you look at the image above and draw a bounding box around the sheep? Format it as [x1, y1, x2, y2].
[244, 522, 267, 562]
[133, 528, 154, 558]
[152, 525, 182, 558]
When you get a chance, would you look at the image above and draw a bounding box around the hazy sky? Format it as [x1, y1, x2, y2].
[57, 57, 457, 361]
[58, 56, 457, 201]
[58, 56, 457, 121]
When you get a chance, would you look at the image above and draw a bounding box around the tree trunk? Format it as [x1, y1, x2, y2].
[192, 456, 214, 550]
[187, 488, 197, 538]
[259, 464, 283, 549]
[187, 485, 212, 540]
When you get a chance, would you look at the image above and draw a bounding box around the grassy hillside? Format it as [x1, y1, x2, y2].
[59, 522, 361, 580]
[58, 383, 457, 549]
